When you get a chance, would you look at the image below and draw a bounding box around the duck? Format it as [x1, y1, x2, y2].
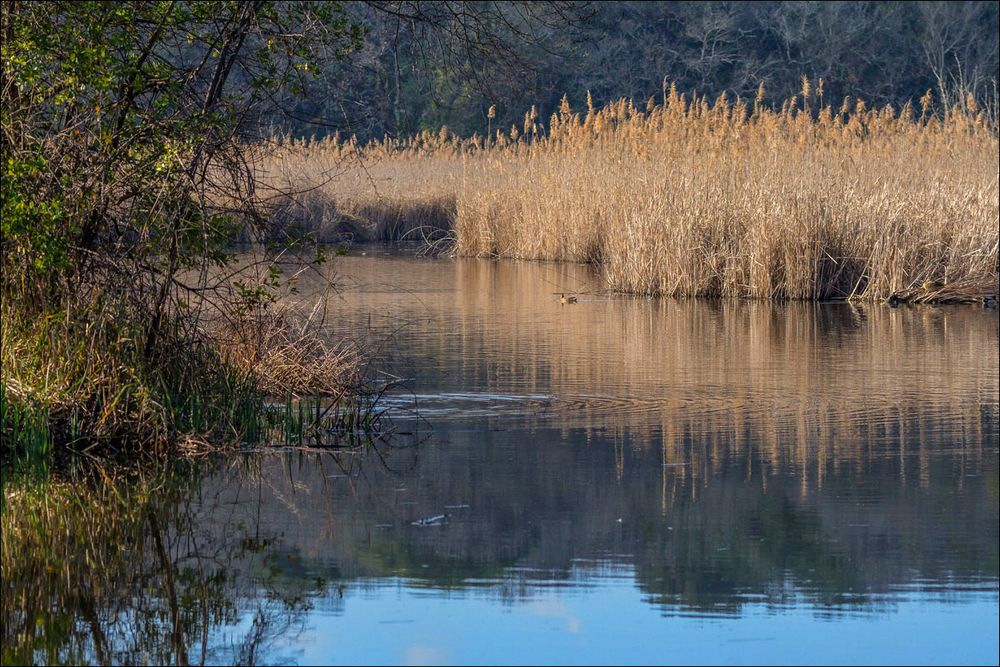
[560, 294, 578, 304]
[922, 279, 944, 291]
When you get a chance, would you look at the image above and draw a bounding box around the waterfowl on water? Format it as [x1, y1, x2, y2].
[560, 294, 578, 304]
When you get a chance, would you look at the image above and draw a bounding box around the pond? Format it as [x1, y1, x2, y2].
[3, 249, 998, 665]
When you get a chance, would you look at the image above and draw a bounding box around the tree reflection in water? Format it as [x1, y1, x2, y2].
[1, 454, 346, 666]
[2, 401, 998, 666]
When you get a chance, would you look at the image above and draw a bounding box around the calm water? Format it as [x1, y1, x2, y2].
[3, 250, 999, 665]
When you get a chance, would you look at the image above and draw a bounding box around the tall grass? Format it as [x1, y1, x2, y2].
[258, 134, 459, 245]
[260, 83, 998, 302]
[0, 288, 365, 460]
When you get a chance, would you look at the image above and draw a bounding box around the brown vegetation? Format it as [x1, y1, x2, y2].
[260, 84, 999, 302]
[258, 139, 458, 245]
[213, 299, 360, 398]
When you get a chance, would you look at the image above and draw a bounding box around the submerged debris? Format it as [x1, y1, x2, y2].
[886, 278, 998, 306]
[411, 514, 447, 527]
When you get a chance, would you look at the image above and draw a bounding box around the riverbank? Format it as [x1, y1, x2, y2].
[259, 84, 998, 303]
[0, 286, 364, 462]
[0, 3, 376, 462]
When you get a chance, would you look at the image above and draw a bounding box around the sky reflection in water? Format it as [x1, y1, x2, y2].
[3, 250, 998, 665]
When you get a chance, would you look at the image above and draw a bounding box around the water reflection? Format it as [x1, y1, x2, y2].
[4, 418, 995, 665]
[0, 463, 318, 666]
[322, 253, 997, 493]
[2, 251, 997, 665]
[195, 421, 997, 611]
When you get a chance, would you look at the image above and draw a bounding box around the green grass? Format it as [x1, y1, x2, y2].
[0, 384, 52, 469]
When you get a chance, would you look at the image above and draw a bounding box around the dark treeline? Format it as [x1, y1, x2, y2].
[276, 1, 1000, 141]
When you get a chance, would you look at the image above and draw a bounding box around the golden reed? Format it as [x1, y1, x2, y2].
[258, 82, 998, 301]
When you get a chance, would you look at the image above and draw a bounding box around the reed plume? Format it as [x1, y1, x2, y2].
[258, 83, 998, 302]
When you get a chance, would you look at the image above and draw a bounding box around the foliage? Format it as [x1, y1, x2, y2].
[1, 0, 360, 317]
[271, 1, 1000, 142]
[0, 1, 363, 455]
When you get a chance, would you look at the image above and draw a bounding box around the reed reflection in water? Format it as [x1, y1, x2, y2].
[2, 250, 997, 665]
[319, 252, 998, 488]
[3, 421, 995, 665]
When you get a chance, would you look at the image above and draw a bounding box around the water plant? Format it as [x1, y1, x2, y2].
[261, 82, 998, 303]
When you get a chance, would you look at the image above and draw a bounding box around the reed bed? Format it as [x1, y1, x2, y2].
[260, 83, 999, 301]
[258, 135, 460, 245]
[212, 300, 359, 398]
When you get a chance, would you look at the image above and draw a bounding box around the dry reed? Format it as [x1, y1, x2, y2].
[212, 299, 360, 398]
[259, 83, 998, 302]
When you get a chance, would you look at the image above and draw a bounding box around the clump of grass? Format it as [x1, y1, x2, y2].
[0, 283, 366, 460]
[0, 297, 248, 457]
[213, 300, 360, 398]
[264, 84, 998, 302]
[256, 393, 390, 449]
[0, 384, 51, 468]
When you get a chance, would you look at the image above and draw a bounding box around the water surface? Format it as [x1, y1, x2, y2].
[3, 250, 998, 665]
